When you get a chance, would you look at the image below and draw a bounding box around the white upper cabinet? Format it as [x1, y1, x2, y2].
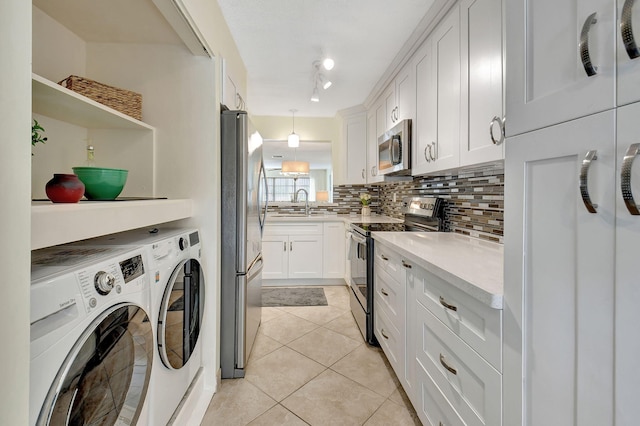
[617, 0, 640, 106]
[367, 107, 383, 183]
[459, 0, 504, 166]
[380, 64, 415, 133]
[395, 64, 415, 124]
[413, 4, 461, 176]
[343, 111, 368, 185]
[505, 0, 616, 136]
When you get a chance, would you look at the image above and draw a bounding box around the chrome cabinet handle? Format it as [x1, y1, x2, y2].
[424, 146, 431, 163]
[401, 260, 412, 269]
[579, 12, 598, 77]
[371, 166, 375, 176]
[430, 142, 437, 161]
[290, 242, 293, 251]
[381, 329, 389, 339]
[622, 143, 640, 215]
[622, 0, 640, 59]
[380, 254, 389, 261]
[381, 288, 389, 296]
[361, 169, 365, 179]
[439, 354, 458, 375]
[489, 116, 506, 145]
[284, 241, 287, 251]
[439, 296, 458, 312]
[580, 150, 599, 213]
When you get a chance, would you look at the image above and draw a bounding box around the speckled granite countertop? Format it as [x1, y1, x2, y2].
[372, 232, 504, 309]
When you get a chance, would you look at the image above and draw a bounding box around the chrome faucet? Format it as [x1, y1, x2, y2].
[294, 188, 310, 216]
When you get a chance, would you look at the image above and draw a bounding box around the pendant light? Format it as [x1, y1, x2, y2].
[281, 160, 310, 176]
[287, 109, 299, 148]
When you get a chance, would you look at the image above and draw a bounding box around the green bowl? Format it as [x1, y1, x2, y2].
[72, 167, 128, 200]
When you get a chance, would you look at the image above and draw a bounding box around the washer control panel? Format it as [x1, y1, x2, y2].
[76, 250, 146, 314]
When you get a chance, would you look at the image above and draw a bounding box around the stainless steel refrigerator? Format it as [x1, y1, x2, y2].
[220, 110, 268, 378]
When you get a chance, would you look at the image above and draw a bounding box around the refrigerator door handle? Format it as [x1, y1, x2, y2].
[258, 160, 268, 231]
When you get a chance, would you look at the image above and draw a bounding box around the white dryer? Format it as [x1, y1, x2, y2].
[71, 227, 206, 425]
[30, 245, 153, 426]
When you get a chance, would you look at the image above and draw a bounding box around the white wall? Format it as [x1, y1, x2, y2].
[32, 6, 86, 83]
[0, 0, 31, 423]
[251, 115, 338, 142]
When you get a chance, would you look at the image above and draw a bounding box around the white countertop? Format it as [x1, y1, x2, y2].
[372, 232, 504, 309]
[266, 213, 403, 224]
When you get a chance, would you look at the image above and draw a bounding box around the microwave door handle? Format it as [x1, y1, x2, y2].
[391, 135, 401, 165]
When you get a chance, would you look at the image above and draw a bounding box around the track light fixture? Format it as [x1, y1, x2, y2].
[310, 86, 320, 103]
[322, 57, 335, 70]
[310, 57, 334, 103]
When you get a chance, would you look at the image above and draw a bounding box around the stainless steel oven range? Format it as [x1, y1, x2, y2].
[347, 196, 445, 344]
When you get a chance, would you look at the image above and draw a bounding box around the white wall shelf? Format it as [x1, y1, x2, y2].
[31, 199, 192, 250]
[32, 73, 154, 130]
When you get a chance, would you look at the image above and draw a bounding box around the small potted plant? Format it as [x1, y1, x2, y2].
[360, 192, 372, 216]
[32, 119, 47, 153]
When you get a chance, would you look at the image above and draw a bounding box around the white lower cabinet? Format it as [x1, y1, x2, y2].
[262, 235, 289, 279]
[263, 221, 350, 281]
[322, 222, 346, 279]
[416, 302, 501, 426]
[374, 242, 502, 426]
[504, 110, 615, 425]
[374, 249, 406, 377]
[263, 234, 323, 279]
[263, 223, 323, 280]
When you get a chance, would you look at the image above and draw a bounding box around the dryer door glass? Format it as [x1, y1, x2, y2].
[39, 304, 153, 426]
[158, 258, 205, 369]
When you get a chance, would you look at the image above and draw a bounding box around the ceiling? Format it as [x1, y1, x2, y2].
[217, 0, 437, 118]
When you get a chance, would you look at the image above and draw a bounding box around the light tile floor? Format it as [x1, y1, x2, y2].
[200, 285, 421, 425]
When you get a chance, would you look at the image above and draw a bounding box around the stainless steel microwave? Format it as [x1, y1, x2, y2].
[378, 119, 411, 176]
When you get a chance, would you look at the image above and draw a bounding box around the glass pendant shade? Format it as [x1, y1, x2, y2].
[287, 132, 300, 148]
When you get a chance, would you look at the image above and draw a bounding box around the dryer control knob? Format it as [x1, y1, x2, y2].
[94, 271, 115, 295]
[179, 237, 189, 251]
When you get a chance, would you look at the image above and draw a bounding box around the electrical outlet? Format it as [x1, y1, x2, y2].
[393, 192, 397, 202]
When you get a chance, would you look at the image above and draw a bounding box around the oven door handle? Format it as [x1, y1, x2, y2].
[347, 231, 367, 261]
[349, 231, 367, 246]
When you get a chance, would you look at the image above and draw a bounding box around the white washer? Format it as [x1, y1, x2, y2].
[71, 227, 206, 425]
[30, 245, 153, 426]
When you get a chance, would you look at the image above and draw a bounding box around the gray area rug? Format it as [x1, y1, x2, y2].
[262, 287, 328, 307]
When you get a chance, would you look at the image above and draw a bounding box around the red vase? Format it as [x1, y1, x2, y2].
[45, 174, 85, 203]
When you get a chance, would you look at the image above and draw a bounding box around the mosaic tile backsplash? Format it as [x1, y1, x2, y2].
[267, 162, 504, 243]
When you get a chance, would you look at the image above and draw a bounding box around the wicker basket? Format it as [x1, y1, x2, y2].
[58, 75, 142, 121]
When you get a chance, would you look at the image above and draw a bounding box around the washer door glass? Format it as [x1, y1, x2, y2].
[39, 304, 153, 426]
[158, 258, 205, 369]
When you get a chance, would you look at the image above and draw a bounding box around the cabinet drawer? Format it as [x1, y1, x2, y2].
[374, 264, 403, 330]
[375, 244, 406, 284]
[374, 301, 403, 375]
[415, 360, 465, 426]
[416, 302, 501, 426]
[416, 266, 502, 370]
[264, 223, 323, 236]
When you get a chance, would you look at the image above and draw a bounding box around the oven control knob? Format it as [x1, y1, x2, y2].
[179, 237, 189, 251]
[94, 271, 115, 295]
